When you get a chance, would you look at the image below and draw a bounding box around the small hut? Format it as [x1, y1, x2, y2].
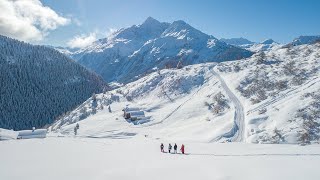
[17, 129, 47, 139]
[123, 107, 145, 120]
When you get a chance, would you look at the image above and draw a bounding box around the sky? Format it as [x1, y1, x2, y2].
[1, 0, 319, 47]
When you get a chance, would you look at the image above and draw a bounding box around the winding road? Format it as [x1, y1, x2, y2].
[211, 69, 245, 142]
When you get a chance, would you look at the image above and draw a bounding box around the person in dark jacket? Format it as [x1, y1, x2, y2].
[173, 143, 178, 154]
[160, 143, 164, 152]
[168, 143, 172, 153]
[74, 126, 78, 135]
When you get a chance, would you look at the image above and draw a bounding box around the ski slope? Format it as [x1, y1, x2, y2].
[1, 137, 320, 180]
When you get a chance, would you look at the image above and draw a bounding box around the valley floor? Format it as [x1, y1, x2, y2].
[1, 137, 320, 180]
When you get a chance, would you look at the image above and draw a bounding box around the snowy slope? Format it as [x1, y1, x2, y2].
[50, 63, 238, 142]
[1, 137, 320, 180]
[74, 17, 253, 83]
[51, 42, 320, 144]
[216, 42, 320, 144]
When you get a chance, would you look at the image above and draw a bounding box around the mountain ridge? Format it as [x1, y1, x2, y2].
[65, 17, 253, 83]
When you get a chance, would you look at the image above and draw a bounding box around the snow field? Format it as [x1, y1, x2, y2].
[1, 137, 320, 180]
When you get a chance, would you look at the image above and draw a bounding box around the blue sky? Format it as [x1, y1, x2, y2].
[16, 0, 320, 46]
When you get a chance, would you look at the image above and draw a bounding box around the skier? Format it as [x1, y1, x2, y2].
[160, 143, 164, 153]
[173, 143, 178, 154]
[76, 123, 79, 130]
[180, 144, 185, 154]
[108, 105, 112, 113]
[168, 143, 172, 153]
[74, 126, 78, 135]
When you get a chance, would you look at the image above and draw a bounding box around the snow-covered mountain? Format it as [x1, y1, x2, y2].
[72, 17, 253, 83]
[290, 35, 320, 46]
[244, 39, 280, 52]
[220, 37, 254, 46]
[222, 36, 320, 52]
[0, 35, 107, 130]
[222, 38, 280, 52]
[51, 41, 320, 144]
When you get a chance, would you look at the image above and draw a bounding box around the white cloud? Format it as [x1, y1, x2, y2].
[0, 0, 70, 41]
[67, 33, 97, 48]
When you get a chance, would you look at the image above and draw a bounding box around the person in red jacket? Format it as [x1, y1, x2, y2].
[180, 144, 185, 154]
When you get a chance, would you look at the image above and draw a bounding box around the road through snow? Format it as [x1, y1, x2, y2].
[211, 69, 245, 142]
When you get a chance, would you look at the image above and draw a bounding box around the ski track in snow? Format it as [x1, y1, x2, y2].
[210, 69, 245, 142]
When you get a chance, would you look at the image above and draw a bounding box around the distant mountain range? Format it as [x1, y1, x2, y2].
[290, 35, 320, 46]
[220, 38, 280, 52]
[57, 17, 253, 83]
[220, 37, 254, 46]
[55, 18, 320, 85]
[0, 35, 106, 130]
[220, 36, 320, 52]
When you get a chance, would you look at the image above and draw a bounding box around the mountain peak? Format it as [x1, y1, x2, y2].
[141, 17, 161, 26]
[171, 20, 191, 28]
[166, 20, 198, 33]
[261, 39, 276, 44]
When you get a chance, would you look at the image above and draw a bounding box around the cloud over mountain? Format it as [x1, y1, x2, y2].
[67, 33, 97, 48]
[0, 0, 69, 41]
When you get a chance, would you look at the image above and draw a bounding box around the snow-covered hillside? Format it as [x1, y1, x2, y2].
[216, 42, 320, 144]
[70, 17, 253, 83]
[51, 41, 320, 144]
[51, 63, 238, 142]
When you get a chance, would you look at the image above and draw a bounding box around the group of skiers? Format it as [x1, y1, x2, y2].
[160, 143, 185, 154]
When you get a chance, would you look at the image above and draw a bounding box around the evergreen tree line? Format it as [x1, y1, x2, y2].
[0, 35, 106, 130]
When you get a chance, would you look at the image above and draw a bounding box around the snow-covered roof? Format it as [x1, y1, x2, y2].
[18, 129, 47, 139]
[127, 111, 145, 117]
[124, 107, 140, 112]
